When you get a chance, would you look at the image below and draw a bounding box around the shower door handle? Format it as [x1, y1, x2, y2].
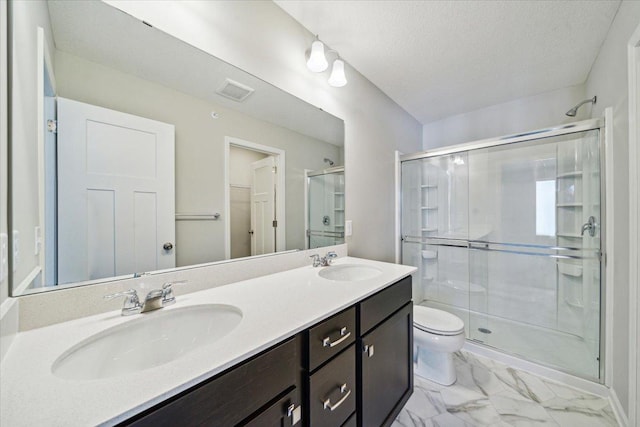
[581, 216, 597, 237]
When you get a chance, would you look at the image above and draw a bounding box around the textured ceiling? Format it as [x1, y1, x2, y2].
[275, 0, 621, 124]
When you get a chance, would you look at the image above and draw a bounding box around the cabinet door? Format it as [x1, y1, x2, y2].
[360, 303, 413, 427]
[241, 388, 302, 427]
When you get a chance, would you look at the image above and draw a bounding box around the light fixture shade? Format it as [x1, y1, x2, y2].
[328, 59, 347, 87]
[307, 40, 328, 72]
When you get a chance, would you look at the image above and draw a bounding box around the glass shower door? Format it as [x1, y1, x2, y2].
[467, 130, 602, 379]
[401, 153, 470, 331]
[308, 170, 345, 248]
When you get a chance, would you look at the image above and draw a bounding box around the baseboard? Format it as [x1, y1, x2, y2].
[609, 388, 629, 427]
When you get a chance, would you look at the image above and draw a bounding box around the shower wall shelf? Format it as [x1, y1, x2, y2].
[557, 171, 583, 178]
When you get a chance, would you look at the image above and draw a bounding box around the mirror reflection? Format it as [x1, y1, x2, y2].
[10, 0, 344, 295]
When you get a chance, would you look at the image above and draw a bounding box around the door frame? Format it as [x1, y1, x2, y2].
[224, 136, 285, 259]
[627, 21, 640, 427]
[37, 27, 56, 287]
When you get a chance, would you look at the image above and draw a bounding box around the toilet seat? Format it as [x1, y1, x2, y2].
[414, 306, 464, 336]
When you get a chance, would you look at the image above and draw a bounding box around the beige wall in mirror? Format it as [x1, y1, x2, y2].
[9, 0, 344, 296]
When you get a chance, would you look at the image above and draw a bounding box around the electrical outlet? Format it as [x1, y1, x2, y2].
[34, 226, 41, 256]
[0, 233, 8, 282]
[345, 220, 353, 237]
[12, 230, 19, 273]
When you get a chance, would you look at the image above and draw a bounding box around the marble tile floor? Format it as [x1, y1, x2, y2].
[392, 351, 618, 427]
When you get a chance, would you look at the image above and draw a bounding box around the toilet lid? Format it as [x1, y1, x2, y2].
[414, 306, 465, 336]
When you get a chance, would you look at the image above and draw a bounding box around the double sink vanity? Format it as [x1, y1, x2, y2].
[1, 256, 416, 426]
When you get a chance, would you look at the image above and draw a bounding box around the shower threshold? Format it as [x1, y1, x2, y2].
[420, 300, 600, 381]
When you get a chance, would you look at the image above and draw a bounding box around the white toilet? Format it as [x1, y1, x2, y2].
[413, 306, 465, 385]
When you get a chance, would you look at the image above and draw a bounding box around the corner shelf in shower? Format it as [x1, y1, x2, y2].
[557, 261, 583, 277]
[421, 250, 438, 260]
[557, 233, 582, 238]
[557, 171, 583, 178]
[565, 299, 584, 309]
[556, 203, 583, 208]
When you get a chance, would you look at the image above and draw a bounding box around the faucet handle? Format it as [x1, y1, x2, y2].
[161, 280, 188, 306]
[310, 254, 321, 267]
[104, 289, 141, 315]
[326, 251, 338, 260]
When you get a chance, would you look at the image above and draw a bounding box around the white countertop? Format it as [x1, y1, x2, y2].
[0, 257, 416, 426]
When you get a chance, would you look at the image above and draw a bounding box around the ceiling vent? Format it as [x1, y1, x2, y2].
[216, 78, 255, 102]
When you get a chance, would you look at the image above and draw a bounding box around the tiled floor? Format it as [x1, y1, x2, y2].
[392, 351, 618, 427]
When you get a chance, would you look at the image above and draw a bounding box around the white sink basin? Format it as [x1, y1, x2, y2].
[52, 304, 242, 380]
[318, 264, 382, 281]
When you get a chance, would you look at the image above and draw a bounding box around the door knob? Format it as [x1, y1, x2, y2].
[163, 242, 174, 250]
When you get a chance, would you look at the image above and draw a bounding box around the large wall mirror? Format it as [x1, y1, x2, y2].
[9, 0, 345, 296]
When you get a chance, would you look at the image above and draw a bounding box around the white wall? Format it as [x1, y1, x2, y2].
[423, 84, 589, 148]
[1, 0, 8, 305]
[105, 0, 423, 263]
[585, 0, 640, 416]
[54, 50, 342, 267]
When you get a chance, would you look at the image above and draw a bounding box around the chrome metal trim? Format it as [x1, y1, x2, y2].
[598, 117, 607, 383]
[399, 118, 603, 162]
[403, 236, 597, 254]
[322, 327, 351, 348]
[322, 384, 351, 411]
[402, 235, 469, 247]
[307, 166, 345, 177]
[308, 230, 345, 238]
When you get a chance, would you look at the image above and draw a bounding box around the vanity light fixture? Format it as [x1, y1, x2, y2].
[328, 58, 347, 88]
[306, 37, 329, 72]
[306, 36, 348, 87]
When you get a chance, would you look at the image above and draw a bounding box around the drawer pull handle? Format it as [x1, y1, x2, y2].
[322, 383, 351, 411]
[322, 327, 351, 348]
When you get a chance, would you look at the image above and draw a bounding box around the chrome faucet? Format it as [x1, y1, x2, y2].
[104, 280, 187, 316]
[310, 251, 338, 267]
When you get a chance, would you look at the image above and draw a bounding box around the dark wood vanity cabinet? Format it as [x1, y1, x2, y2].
[358, 276, 413, 427]
[121, 276, 412, 427]
[123, 336, 303, 427]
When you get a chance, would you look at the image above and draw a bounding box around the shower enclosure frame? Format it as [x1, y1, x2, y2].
[399, 117, 607, 383]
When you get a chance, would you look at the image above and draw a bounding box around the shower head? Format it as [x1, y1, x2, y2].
[324, 158, 335, 167]
[565, 96, 597, 117]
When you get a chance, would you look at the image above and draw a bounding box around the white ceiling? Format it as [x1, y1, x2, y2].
[275, 0, 621, 124]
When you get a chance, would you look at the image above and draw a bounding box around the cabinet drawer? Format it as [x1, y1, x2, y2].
[241, 387, 301, 427]
[309, 345, 356, 427]
[360, 276, 412, 334]
[125, 336, 300, 427]
[308, 307, 356, 371]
